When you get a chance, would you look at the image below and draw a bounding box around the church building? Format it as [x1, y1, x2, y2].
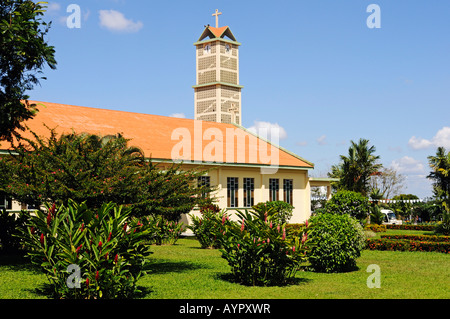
[0, 10, 335, 225]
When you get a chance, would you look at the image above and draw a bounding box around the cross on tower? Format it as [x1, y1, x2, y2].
[212, 9, 222, 28]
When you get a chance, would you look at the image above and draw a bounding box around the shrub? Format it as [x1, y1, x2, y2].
[217, 210, 308, 286]
[386, 224, 435, 231]
[364, 224, 387, 233]
[252, 201, 294, 224]
[434, 211, 450, 236]
[146, 215, 185, 245]
[307, 213, 366, 273]
[20, 200, 152, 299]
[322, 190, 370, 221]
[0, 209, 28, 253]
[285, 223, 307, 237]
[188, 209, 229, 249]
[369, 205, 384, 225]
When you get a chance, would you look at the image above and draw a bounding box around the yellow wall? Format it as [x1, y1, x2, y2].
[177, 163, 311, 227]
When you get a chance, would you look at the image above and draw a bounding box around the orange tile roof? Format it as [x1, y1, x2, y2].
[208, 26, 228, 38]
[1, 101, 313, 169]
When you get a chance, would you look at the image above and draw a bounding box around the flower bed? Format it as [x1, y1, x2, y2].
[386, 224, 435, 231]
[380, 234, 450, 242]
[366, 238, 450, 253]
[364, 224, 387, 233]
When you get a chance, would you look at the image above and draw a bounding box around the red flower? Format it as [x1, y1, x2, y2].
[86, 278, 89, 287]
[98, 240, 102, 248]
[302, 233, 308, 244]
[282, 227, 286, 240]
[107, 232, 112, 242]
[40, 233, 45, 245]
[114, 254, 119, 263]
[76, 244, 83, 254]
[50, 203, 56, 217]
[305, 219, 309, 228]
[46, 212, 52, 226]
[240, 219, 245, 232]
[95, 271, 99, 281]
[30, 227, 35, 234]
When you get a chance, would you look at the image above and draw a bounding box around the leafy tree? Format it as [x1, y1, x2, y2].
[389, 194, 419, 219]
[319, 190, 370, 221]
[369, 167, 405, 199]
[0, 0, 56, 142]
[0, 129, 213, 220]
[329, 138, 382, 196]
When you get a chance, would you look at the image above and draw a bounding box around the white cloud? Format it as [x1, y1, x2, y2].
[408, 127, 450, 150]
[247, 121, 287, 143]
[296, 141, 308, 147]
[390, 156, 425, 174]
[99, 10, 143, 33]
[169, 113, 186, 118]
[47, 2, 61, 14]
[316, 135, 327, 145]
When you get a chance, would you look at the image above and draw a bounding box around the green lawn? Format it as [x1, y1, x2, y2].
[1, 236, 448, 299]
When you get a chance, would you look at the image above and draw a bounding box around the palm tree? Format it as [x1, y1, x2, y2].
[329, 138, 382, 196]
[428, 147, 450, 212]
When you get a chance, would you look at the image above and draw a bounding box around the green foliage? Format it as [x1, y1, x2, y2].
[427, 147, 450, 212]
[364, 224, 387, 233]
[386, 224, 435, 231]
[188, 208, 228, 249]
[252, 200, 294, 224]
[19, 200, 152, 299]
[434, 211, 450, 236]
[0, 209, 28, 253]
[366, 238, 450, 253]
[143, 215, 185, 245]
[307, 213, 366, 273]
[328, 138, 382, 196]
[217, 210, 308, 286]
[370, 205, 384, 225]
[0, 129, 213, 221]
[0, 0, 56, 142]
[321, 190, 370, 221]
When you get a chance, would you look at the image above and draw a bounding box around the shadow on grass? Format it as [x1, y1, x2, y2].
[145, 259, 206, 275]
[214, 272, 312, 287]
[30, 282, 154, 299]
[0, 252, 41, 274]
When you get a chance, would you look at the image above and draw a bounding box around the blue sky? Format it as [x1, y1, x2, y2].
[30, 0, 450, 198]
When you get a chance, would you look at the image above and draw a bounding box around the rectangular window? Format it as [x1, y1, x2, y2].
[198, 176, 211, 198]
[227, 177, 239, 208]
[243, 178, 254, 207]
[283, 179, 293, 205]
[269, 178, 279, 201]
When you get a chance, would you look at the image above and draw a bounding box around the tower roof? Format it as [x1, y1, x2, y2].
[197, 25, 237, 43]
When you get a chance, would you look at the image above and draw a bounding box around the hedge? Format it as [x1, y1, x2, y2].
[386, 224, 435, 231]
[364, 224, 387, 233]
[380, 234, 450, 242]
[366, 238, 450, 253]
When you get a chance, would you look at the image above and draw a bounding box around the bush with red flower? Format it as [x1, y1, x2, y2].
[20, 200, 153, 299]
[215, 209, 309, 286]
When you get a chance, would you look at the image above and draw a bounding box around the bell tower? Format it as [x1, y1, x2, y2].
[193, 10, 243, 125]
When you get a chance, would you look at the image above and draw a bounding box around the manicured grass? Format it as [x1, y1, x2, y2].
[139, 238, 450, 299]
[1, 237, 449, 299]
